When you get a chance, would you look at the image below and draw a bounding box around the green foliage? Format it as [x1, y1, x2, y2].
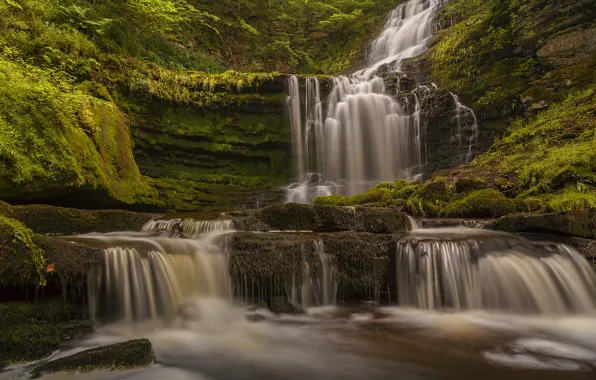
[314, 181, 419, 207]
[439, 189, 516, 218]
[475, 87, 596, 197]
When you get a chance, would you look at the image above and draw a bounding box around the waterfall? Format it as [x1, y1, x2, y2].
[285, 0, 451, 203]
[395, 228, 596, 315]
[451, 92, 479, 162]
[286, 240, 338, 308]
[87, 223, 234, 324]
[142, 218, 234, 237]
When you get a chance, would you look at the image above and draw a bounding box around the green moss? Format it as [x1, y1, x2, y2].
[0, 298, 92, 368]
[439, 189, 515, 218]
[313, 195, 350, 206]
[30, 339, 154, 378]
[0, 216, 45, 286]
[540, 187, 596, 212]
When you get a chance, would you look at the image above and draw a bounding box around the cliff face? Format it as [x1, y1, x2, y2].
[380, 0, 596, 202]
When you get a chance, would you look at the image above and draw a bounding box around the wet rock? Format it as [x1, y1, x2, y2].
[0, 299, 93, 369]
[270, 297, 304, 315]
[34, 236, 103, 279]
[30, 339, 155, 378]
[487, 208, 596, 239]
[11, 204, 160, 236]
[537, 26, 596, 68]
[242, 204, 410, 234]
[354, 207, 409, 234]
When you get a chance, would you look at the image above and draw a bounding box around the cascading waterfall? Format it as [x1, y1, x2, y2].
[395, 228, 596, 315]
[286, 240, 338, 308]
[87, 225, 233, 324]
[285, 0, 479, 204]
[142, 218, 234, 237]
[451, 92, 479, 162]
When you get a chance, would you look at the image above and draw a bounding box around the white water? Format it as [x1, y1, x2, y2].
[286, 0, 479, 204]
[395, 228, 596, 315]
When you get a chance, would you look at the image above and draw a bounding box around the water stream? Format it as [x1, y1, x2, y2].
[285, 0, 478, 204]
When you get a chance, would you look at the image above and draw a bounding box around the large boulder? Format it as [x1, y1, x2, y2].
[253, 203, 410, 233]
[537, 26, 596, 68]
[229, 231, 394, 304]
[31, 339, 154, 377]
[487, 208, 596, 239]
[11, 204, 160, 236]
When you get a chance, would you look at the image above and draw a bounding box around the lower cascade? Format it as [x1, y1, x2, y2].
[396, 228, 596, 315]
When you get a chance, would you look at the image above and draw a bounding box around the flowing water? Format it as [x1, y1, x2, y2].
[3, 219, 596, 379]
[285, 0, 478, 204]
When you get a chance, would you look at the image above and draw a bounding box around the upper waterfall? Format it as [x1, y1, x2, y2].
[286, 0, 460, 204]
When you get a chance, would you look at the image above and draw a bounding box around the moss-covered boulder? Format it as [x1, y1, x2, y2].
[259, 203, 319, 231]
[252, 203, 410, 233]
[487, 208, 596, 239]
[31, 339, 155, 378]
[455, 178, 487, 193]
[34, 236, 103, 280]
[439, 189, 516, 218]
[313, 205, 356, 232]
[0, 216, 45, 286]
[11, 204, 160, 236]
[354, 207, 411, 234]
[0, 299, 93, 368]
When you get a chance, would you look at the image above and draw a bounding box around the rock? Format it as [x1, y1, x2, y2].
[0, 299, 93, 369]
[455, 178, 487, 193]
[487, 208, 596, 239]
[519, 233, 596, 259]
[439, 189, 516, 218]
[11, 204, 160, 236]
[537, 26, 596, 68]
[354, 207, 410, 234]
[34, 236, 103, 279]
[229, 231, 393, 304]
[247, 203, 410, 234]
[31, 339, 155, 378]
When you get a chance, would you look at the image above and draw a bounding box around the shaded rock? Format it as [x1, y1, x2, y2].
[455, 178, 487, 193]
[537, 26, 596, 68]
[270, 296, 304, 315]
[11, 204, 160, 236]
[31, 339, 154, 378]
[34, 236, 103, 279]
[243, 204, 410, 234]
[229, 231, 393, 304]
[313, 205, 355, 232]
[518, 233, 596, 259]
[487, 208, 596, 239]
[354, 207, 410, 234]
[0, 299, 93, 368]
[259, 203, 318, 231]
[419, 219, 488, 229]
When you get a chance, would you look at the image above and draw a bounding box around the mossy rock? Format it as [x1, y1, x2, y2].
[270, 296, 304, 315]
[439, 189, 516, 218]
[0, 216, 44, 286]
[354, 207, 410, 233]
[405, 195, 442, 218]
[514, 198, 546, 213]
[313, 195, 350, 206]
[488, 208, 596, 239]
[413, 180, 450, 203]
[0, 324, 60, 368]
[0, 299, 93, 368]
[313, 205, 355, 232]
[455, 178, 487, 193]
[34, 236, 103, 279]
[258, 203, 318, 231]
[11, 204, 160, 236]
[31, 339, 155, 378]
